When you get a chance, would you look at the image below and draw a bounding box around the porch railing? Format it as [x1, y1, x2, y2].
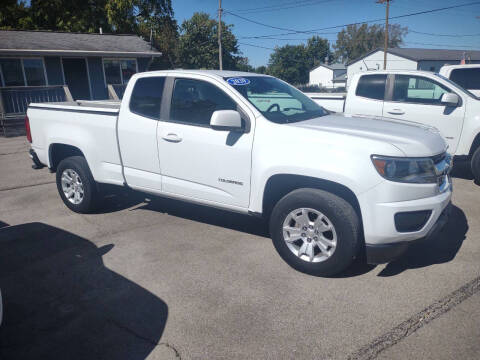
[107, 84, 127, 100]
[0, 85, 73, 137]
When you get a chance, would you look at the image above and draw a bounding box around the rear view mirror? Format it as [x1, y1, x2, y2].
[210, 110, 243, 131]
[440, 93, 459, 107]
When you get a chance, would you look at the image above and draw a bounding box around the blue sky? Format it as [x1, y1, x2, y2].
[173, 0, 480, 67]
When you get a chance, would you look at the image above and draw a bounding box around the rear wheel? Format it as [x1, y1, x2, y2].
[56, 156, 100, 213]
[269, 188, 360, 276]
[471, 147, 480, 183]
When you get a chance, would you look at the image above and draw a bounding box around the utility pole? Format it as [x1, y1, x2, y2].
[377, 0, 391, 70]
[218, 0, 223, 70]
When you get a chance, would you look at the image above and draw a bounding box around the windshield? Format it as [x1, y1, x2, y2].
[224, 76, 328, 123]
[435, 73, 479, 100]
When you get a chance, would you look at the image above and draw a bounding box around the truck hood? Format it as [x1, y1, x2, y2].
[288, 113, 447, 157]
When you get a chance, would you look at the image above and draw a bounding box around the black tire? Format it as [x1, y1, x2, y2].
[56, 156, 101, 213]
[269, 188, 360, 276]
[471, 147, 480, 183]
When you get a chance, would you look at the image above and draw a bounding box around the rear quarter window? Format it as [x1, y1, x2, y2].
[450, 68, 480, 90]
[129, 77, 166, 119]
[355, 74, 387, 100]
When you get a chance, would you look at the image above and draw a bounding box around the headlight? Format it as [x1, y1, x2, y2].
[371, 155, 437, 183]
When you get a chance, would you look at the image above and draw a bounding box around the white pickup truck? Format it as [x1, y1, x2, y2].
[312, 70, 480, 182]
[26, 70, 452, 276]
[439, 64, 480, 97]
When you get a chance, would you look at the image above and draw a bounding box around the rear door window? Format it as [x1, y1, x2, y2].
[355, 74, 387, 100]
[450, 68, 480, 90]
[129, 77, 165, 119]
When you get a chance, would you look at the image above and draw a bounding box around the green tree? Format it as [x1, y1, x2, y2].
[333, 23, 408, 63]
[267, 36, 332, 84]
[255, 65, 267, 74]
[0, 0, 31, 30]
[178, 12, 240, 70]
[29, 0, 111, 32]
[305, 36, 332, 69]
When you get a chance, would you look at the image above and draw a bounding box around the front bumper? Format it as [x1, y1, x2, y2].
[365, 202, 452, 264]
[359, 174, 452, 246]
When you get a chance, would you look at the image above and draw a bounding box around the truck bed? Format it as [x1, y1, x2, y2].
[27, 99, 123, 185]
[29, 100, 120, 114]
[304, 92, 345, 113]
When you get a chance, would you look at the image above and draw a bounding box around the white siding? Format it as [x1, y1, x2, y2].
[309, 66, 334, 87]
[346, 50, 417, 87]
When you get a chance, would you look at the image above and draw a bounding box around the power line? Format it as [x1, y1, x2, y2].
[235, 0, 339, 14]
[234, 0, 336, 13]
[240, 31, 340, 40]
[404, 41, 480, 48]
[225, 1, 480, 37]
[240, 27, 480, 41]
[238, 39, 480, 51]
[238, 42, 275, 50]
[409, 30, 480, 37]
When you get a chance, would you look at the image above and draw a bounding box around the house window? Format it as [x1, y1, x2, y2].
[103, 59, 137, 85]
[23, 59, 46, 86]
[0, 58, 47, 87]
[0, 59, 24, 86]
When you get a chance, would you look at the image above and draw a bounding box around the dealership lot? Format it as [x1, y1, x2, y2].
[0, 136, 479, 360]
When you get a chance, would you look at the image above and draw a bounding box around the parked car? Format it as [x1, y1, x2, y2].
[310, 70, 480, 182]
[439, 64, 480, 97]
[26, 70, 452, 276]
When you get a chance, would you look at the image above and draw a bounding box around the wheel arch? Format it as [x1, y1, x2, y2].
[49, 143, 86, 171]
[262, 174, 362, 224]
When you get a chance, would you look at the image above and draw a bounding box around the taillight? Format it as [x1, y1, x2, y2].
[25, 115, 32, 143]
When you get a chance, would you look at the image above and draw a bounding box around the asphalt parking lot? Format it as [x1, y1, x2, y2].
[0, 136, 479, 360]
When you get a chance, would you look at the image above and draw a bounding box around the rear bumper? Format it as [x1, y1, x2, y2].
[29, 148, 44, 169]
[365, 202, 452, 264]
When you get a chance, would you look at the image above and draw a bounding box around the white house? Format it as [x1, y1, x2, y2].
[309, 63, 346, 88]
[346, 47, 480, 86]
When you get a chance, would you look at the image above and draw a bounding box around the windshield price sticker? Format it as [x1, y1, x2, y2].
[227, 77, 250, 86]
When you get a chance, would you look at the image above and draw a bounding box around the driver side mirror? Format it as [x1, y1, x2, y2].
[440, 93, 459, 107]
[210, 110, 243, 132]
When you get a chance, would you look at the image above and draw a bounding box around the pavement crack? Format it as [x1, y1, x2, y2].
[348, 275, 480, 360]
[0, 181, 55, 192]
[107, 318, 181, 359]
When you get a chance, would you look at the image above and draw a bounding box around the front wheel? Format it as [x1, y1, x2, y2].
[269, 188, 360, 276]
[56, 156, 100, 213]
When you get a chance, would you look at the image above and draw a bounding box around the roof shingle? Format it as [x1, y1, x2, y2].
[0, 30, 161, 56]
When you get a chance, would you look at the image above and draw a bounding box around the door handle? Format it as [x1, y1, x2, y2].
[387, 109, 405, 115]
[162, 133, 182, 143]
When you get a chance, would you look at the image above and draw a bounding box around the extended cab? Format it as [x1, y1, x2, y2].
[26, 70, 452, 276]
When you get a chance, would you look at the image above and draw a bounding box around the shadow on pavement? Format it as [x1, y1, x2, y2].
[378, 205, 468, 277]
[100, 188, 270, 238]
[83, 189, 467, 279]
[110, 191, 376, 277]
[0, 222, 168, 359]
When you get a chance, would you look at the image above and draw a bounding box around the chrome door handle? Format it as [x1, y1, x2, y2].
[162, 133, 182, 143]
[387, 109, 405, 115]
